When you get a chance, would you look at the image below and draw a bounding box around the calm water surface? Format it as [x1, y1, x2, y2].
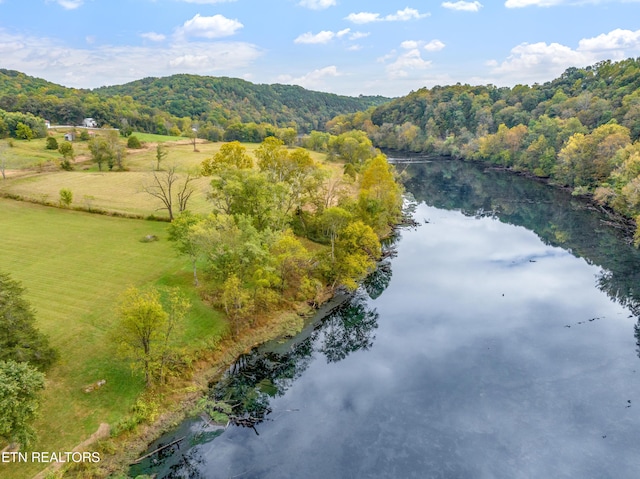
[132, 159, 640, 478]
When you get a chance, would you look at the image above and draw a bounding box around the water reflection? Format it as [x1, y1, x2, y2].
[131, 286, 384, 477]
[318, 290, 379, 363]
[133, 158, 640, 479]
[404, 159, 640, 341]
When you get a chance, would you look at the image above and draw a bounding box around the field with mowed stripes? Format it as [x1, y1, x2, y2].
[0, 198, 226, 479]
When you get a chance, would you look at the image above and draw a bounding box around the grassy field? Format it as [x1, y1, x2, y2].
[0, 135, 337, 478]
[1, 135, 333, 219]
[0, 199, 226, 479]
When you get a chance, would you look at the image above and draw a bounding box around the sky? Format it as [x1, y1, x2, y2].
[0, 0, 639, 97]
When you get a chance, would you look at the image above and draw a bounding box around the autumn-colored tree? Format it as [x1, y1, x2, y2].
[201, 141, 253, 175]
[331, 221, 381, 291]
[358, 155, 403, 236]
[113, 287, 189, 386]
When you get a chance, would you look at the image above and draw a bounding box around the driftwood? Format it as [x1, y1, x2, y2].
[131, 436, 186, 464]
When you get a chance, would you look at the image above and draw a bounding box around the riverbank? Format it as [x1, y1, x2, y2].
[52, 291, 338, 478]
[387, 149, 638, 244]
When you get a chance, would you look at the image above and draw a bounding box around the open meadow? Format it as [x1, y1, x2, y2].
[0, 133, 337, 478]
[1, 133, 331, 219]
[0, 132, 231, 479]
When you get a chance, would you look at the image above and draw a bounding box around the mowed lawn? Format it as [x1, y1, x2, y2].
[2, 170, 213, 218]
[0, 198, 226, 479]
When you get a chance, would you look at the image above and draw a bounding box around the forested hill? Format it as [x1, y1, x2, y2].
[0, 69, 389, 135]
[367, 58, 639, 145]
[94, 75, 388, 132]
[326, 57, 640, 242]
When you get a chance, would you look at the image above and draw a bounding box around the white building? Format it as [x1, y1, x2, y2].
[82, 118, 98, 128]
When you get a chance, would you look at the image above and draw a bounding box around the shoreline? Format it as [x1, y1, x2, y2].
[51, 288, 353, 478]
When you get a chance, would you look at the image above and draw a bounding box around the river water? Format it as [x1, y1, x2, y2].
[131, 158, 640, 479]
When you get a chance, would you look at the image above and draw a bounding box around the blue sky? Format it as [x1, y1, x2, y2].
[0, 0, 639, 96]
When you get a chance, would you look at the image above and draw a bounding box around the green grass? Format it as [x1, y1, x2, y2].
[129, 132, 186, 143]
[0, 198, 226, 479]
[1, 170, 213, 217]
[0, 140, 332, 219]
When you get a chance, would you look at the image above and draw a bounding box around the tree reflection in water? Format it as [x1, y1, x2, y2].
[405, 159, 640, 360]
[203, 276, 386, 430]
[317, 290, 379, 363]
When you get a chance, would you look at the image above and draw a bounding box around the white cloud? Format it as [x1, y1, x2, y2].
[505, 0, 564, 6]
[345, 12, 381, 24]
[488, 28, 640, 84]
[578, 28, 640, 52]
[294, 28, 357, 44]
[442, 1, 483, 11]
[176, 14, 243, 39]
[298, 0, 336, 9]
[400, 39, 446, 52]
[345, 8, 429, 24]
[49, 0, 83, 9]
[401, 40, 420, 49]
[178, 0, 237, 3]
[349, 31, 370, 40]
[277, 66, 340, 89]
[140, 32, 166, 42]
[384, 49, 433, 79]
[0, 30, 262, 88]
[424, 39, 446, 51]
[386, 7, 430, 21]
[294, 30, 336, 44]
[504, 0, 640, 7]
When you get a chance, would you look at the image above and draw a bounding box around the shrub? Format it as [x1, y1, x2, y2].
[127, 135, 142, 149]
[46, 137, 58, 150]
[60, 159, 74, 171]
[59, 188, 73, 207]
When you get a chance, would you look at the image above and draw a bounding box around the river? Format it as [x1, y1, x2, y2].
[131, 158, 640, 479]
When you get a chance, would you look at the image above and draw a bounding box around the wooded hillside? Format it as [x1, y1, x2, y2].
[0, 69, 389, 137]
[324, 58, 640, 241]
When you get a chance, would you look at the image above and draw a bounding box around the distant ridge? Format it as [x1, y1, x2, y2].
[0, 69, 390, 134]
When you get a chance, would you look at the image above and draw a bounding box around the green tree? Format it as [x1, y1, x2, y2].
[270, 229, 313, 299]
[45, 136, 58, 150]
[220, 274, 252, 336]
[0, 360, 45, 447]
[59, 188, 73, 207]
[0, 272, 57, 370]
[320, 206, 353, 261]
[88, 136, 111, 171]
[277, 126, 298, 146]
[201, 141, 253, 175]
[328, 130, 376, 166]
[168, 211, 206, 286]
[155, 143, 168, 171]
[106, 129, 125, 170]
[207, 167, 289, 230]
[113, 287, 167, 387]
[127, 135, 142, 149]
[58, 140, 75, 170]
[157, 288, 190, 384]
[15, 122, 33, 141]
[331, 221, 381, 290]
[358, 155, 403, 236]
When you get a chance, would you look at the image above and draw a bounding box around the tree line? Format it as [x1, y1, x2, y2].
[321, 58, 640, 242]
[0, 69, 388, 140]
[0, 272, 57, 447]
[167, 138, 402, 338]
